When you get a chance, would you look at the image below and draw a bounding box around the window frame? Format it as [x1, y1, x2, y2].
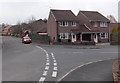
[100, 33, 108, 39]
[71, 21, 77, 27]
[100, 22, 108, 27]
[59, 33, 69, 39]
[59, 21, 68, 27]
[93, 22, 98, 27]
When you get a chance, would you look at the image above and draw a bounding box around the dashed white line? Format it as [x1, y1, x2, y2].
[46, 57, 49, 60]
[54, 63, 57, 66]
[53, 67, 57, 71]
[36, 46, 50, 82]
[53, 57, 55, 60]
[46, 62, 50, 66]
[36, 47, 59, 80]
[52, 55, 54, 58]
[39, 77, 46, 81]
[52, 71, 57, 77]
[53, 60, 56, 63]
[46, 53, 49, 56]
[51, 53, 54, 56]
[47, 59, 49, 62]
[43, 71, 48, 76]
[51, 52, 58, 78]
[45, 66, 49, 70]
[46, 55, 49, 58]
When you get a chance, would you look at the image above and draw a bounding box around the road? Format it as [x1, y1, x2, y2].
[40, 44, 118, 82]
[2, 36, 118, 82]
[3, 37, 46, 82]
[60, 59, 115, 81]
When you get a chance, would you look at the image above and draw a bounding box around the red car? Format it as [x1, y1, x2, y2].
[22, 37, 32, 44]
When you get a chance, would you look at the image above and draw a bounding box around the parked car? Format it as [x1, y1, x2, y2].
[22, 36, 32, 44]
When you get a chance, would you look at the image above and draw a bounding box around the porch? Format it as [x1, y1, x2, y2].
[71, 32, 100, 44]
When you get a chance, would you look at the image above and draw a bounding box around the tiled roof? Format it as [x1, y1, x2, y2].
[33, 19, 47, 33]
[4, 25, 14, 30]
[51, 9, 79, 21]
[78, 11, 110, 22]
[71, 24, 100, 33]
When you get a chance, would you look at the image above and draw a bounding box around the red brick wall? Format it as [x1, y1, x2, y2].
[47, 11, 57, 42]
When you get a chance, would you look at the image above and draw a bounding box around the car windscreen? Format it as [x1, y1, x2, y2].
[23, 37, 30, 39]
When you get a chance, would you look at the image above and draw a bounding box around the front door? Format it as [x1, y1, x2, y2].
[94, 34, 98, 43]
[71, 33, 76, 42]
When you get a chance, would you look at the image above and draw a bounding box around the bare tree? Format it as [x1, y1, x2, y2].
[13, 21, 23, 35]
[43, 18, 47, 23]
[27, 16, 36, 33]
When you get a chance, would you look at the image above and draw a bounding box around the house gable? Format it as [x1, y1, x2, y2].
[77, 11, 110, 32]
[47, 10, 58, 40]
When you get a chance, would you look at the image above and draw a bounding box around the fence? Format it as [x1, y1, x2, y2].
[29, 33, 50, 44]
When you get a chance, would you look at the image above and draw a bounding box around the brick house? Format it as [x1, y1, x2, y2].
[3, 25, 14, 36]
[31, 19, 47, 34]
[76, 11, 110, 43]
[47, 9, 110, 43]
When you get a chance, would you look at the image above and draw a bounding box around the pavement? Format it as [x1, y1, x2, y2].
[59, 59, 116, 81]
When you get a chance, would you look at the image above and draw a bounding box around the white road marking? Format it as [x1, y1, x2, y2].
[53, 67, 57, 71]
[52, 55, 54, 57]
[43, 71, 48, 76]
[53, 57, 55, 60]
[45, 66, 49, 70]
[53, 60, 56, 63]
[54, 63, 57, 66]
[46, 57, 49, 60]
[51, 53, 55, 59]
[47, 59, 49, 62]
[57, 58, 115, 81]
[36, 46, 49, 56]
[46, 53, 49, 56]
[36, 46, 49, 82]
[52, 71, 57, 77]
[39, 77, 46, 81]
[100, 52, 118, 53]
[46, 62, 50, 66]
[51, 52, 54, 56]
[46, 55, 49, 58]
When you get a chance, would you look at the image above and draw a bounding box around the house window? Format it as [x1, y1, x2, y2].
[59, 21, 68, 27]
[93, 22, 98, 27]
[71, 21, 76, 27]
[100, 33, 108, 39]
[59, 33, 69, 39]
[100, 22, 108, 27]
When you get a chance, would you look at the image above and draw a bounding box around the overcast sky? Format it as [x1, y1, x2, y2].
[0, 0, 119, 25]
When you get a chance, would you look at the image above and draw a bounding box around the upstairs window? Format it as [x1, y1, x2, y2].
[71, 21, 76, 27]
[59, 33, 69, 39]
[59, 21, 68, 27]
[100, 22, 108, 27]
[100, 33, 108, 39]
[93, 22, 98, 27]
